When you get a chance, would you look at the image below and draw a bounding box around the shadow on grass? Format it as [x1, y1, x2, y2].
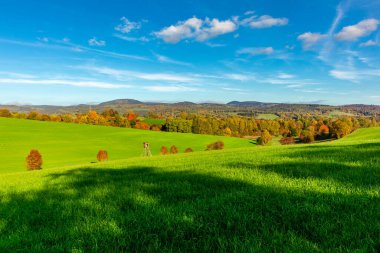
[236, 142, 380, 188]
[0, 164, 378, 252]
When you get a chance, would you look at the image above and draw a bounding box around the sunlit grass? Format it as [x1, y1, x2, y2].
[0, 117, 252, 173]
[0, 128, 379, 251]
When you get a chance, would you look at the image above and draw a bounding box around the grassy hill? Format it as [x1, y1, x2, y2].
[0, 118, 253, 173]
[0, 126, 379, 251]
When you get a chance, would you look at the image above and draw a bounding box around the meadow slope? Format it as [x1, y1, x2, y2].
[0, 117, 253, 173]
[0, 127, 379, 252]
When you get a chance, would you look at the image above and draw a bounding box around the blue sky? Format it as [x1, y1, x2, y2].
[0, 0, 380, 105]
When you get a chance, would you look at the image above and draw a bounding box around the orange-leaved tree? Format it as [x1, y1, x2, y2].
[170, 145, 178, 154]
[206, 141, 224, 150]
[160, 146, 169, 155]
[26, 150, 43, 170]
[97, 150, 108, 162]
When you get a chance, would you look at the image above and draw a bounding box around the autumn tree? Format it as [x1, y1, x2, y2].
[0, 109, 12, 117]
[280, 136, 295, 145]
[206, 141, 224, 150]
[160, 146, 169, 155]
[299, 130, 315, 143]
[318, 124, 330, 139]
[331, 120, 352, 139]
[170, 145, 178, 154]
[257, 130, 272, 146]
[135, 121, 150, 130]
[87, 111, 100, 125]
[26, 150, 42, 170]
[97, 150, 108, 162]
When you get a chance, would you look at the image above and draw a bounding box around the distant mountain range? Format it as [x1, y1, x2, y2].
[1, 98, 379, 116]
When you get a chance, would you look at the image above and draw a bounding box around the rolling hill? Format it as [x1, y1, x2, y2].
[0, 126, 379, 251]
[0, 117, 253, 173]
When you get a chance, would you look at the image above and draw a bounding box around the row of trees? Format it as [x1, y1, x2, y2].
[165, 114, 378, 141]
[1, 108, 378, 142]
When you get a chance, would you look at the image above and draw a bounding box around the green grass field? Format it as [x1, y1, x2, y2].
[0, 118, 252, 173]
[0, 119, 379, 252]
[256, 113, 279, 120]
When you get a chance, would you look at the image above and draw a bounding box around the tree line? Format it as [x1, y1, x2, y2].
[1, 108, 378, 143]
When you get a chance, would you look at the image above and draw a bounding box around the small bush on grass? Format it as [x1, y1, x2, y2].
[300, 130, 315, 143]
[257, 130, 272, 146]
[170, 145, 178, 154]
[184, 148, 193, 153]
[206, 141, 224, 151]
[97, 150, 108, 162]
[280, 136, 295, 145]
[26, 150, 42, 170]
[160, 146, 169, 155]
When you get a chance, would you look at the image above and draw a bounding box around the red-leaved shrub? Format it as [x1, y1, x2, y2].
[170, 145, 178, 154]
[97, 150, 108, 162]
[184, 148, 193, 153]
[160, 146, 169, 155]
[26, 150, 42, 170]
[206, 141, 224, 150]
[280, 137, 295, 145]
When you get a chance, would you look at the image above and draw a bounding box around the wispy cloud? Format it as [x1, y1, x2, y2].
[0, 78, 131, 88]
[236, 47, 274, 56]
[153, 53, 193, 66]
[113, 34, 149, 42]
[81, 66, 198, 83]
[277, 73, 295, 79]
[115, 17, 143, 34]
[359, 39, 377, 47]
[143, 85, 198, 92]
[319, 0, 350, 62]
[205, 42, 226, 47]
[0, 71, 36, 79]
[240, 15, 288, 29]
[330, 68, 380, 82]
[88, 37, 106, 47]
[222, 87, 244, 91]
[0, 37, 150, 61]
[224, 73, 254, 81]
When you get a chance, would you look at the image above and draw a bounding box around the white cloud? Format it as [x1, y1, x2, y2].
[359, 39, 377, 47]
[236, 47, 274, 56]
[82, 66, 197, 83]
[154, 53, 192, 66]
[88, 37, 106, 47]
[143, 85, 198, 92]
[222, 87, 244, 91]
[154, 17, 237, 43]
[115, 17, 142, 33]
[335, 19, 379, 41]
[38, 37, 49, 42]
[318, 0, 350, 62]
[0, 78, 130, 88]
[205, 42, 226, 47]
[0, 38, 149, 61]
[297, 32, 327, 49]
[329, 68, 380, 82]
[330, 70, 360, 81]
[261, 78, 319, 85]
[224, 73, 254, 81]
[240, 15, 288, 29]
[278, 73, 295, 79]
[0, 72, 36, 79]
[114, 34, 149, 42]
